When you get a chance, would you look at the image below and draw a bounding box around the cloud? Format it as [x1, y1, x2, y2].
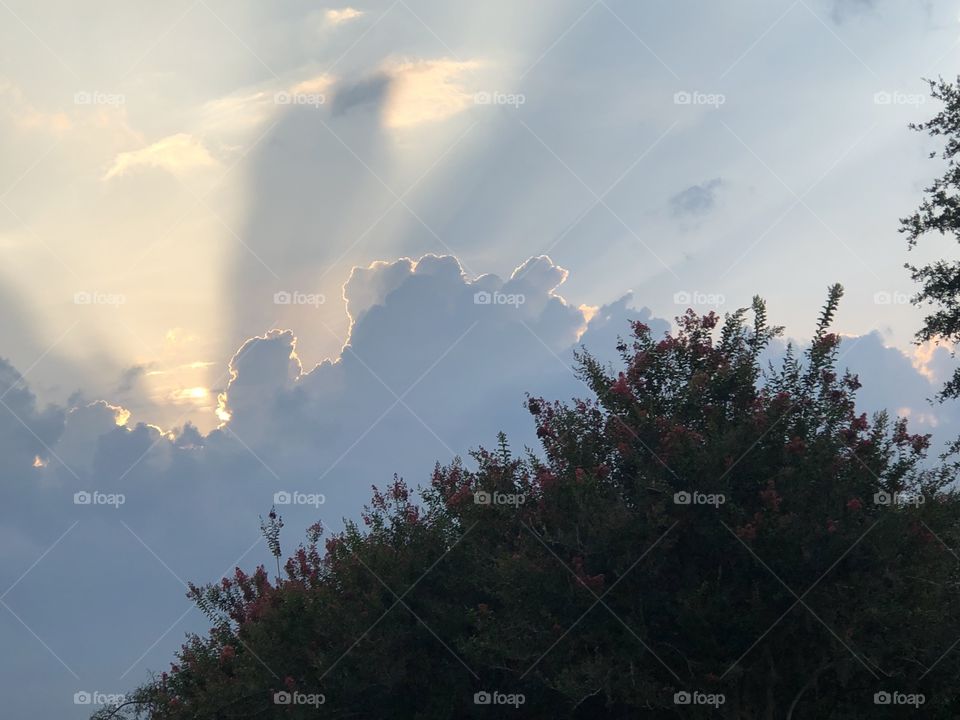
[0, 358, 65, 478]
[383, 58, 481, 129]
[577, 293, 671, 365]
[912, 340, 958, 385]
[26, 253, 592, 486]
[670, 178, 724, 218]
[325, 7, 364, 25]
[53, 401, 130, 478]
[103, 133, 217, 180]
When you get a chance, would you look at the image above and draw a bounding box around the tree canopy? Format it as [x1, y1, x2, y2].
[902, 76, 960, 399]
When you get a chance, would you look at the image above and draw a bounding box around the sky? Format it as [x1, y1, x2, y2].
[3, 0, 960, 717]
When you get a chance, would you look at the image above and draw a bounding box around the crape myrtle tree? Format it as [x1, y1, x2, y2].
[97, 288, 960, 720]
[902, 76, 960, 399]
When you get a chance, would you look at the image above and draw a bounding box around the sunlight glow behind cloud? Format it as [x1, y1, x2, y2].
[103, 132, 217, 180]
[383, 59, 481, 128]
[325, 7, 364, 26]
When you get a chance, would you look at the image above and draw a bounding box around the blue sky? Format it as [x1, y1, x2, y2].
[3, 0, 960, 717]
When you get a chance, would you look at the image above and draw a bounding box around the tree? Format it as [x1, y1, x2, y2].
[98, 291, 960, 719]
[901, 76, 960, 399]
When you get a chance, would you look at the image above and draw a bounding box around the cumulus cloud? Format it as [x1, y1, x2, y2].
[52, 401, 130, 478]
[103, 133, 217, 180]
[0, 359, 65, 479]
[19, 253, 590, 491]
[912, 340, 958, 386]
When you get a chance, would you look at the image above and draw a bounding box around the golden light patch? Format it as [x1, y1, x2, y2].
[383, 59, 481, 129]
[1, 81, 72, 134]
[579, 304, 599, 324]
[897, 406, 939, 427]
[183, 361, 216, 370]
[17, 108, 72, 133]
[326, 7, 364, 25]
[103, 133, 217, 180]
[215, 392, 232, 424]
[575, 304, 599, 341]
[171, 387, 209, 402]
[114, 407, 131, 427]
[290, 75, 334, 96]
[911, 339, 942, 382]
